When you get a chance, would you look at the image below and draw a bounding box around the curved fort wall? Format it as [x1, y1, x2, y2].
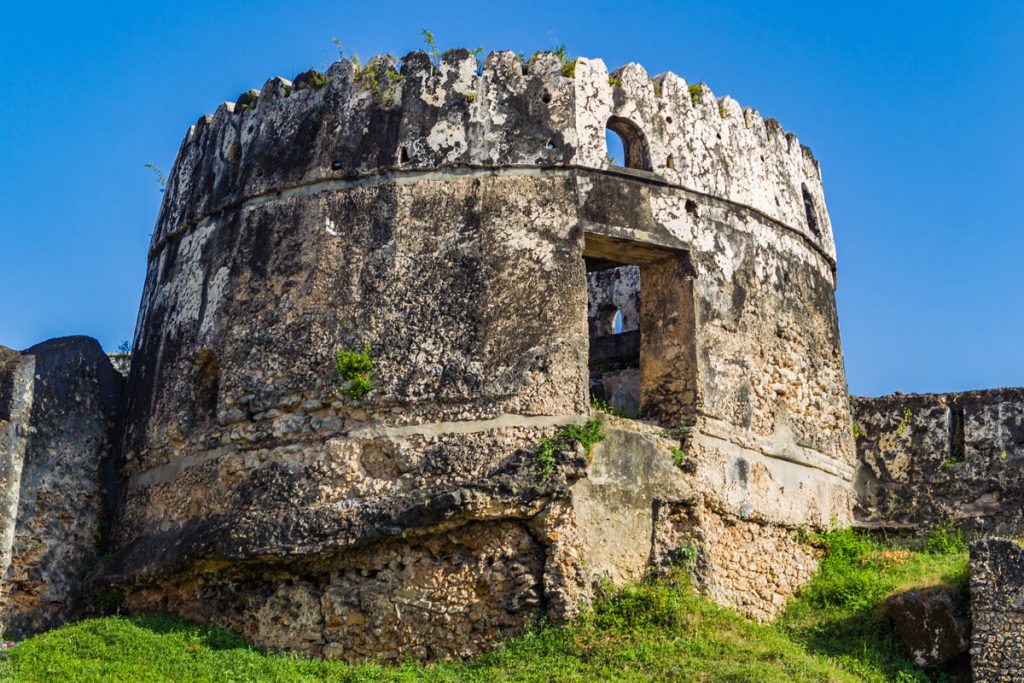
[110, 49, 854, 659]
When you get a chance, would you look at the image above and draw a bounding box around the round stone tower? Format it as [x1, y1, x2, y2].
[109, 49, 855, 660]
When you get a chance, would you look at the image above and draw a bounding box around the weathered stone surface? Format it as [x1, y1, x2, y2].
[886, 585, 968, 668]
[102, 49, 853, 659]
[0, 337, 122, 637]
[970, 539, 1024, 682]
[650, 499, 821, 621]
[852, 389, 1024, 534]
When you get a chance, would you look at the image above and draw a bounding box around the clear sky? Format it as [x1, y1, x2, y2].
[1, 1, 1021, 396]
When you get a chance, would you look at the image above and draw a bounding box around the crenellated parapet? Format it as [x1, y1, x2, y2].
[154, 49, 833, 266]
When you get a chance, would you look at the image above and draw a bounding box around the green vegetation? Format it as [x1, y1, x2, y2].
[658, 417, 691, 442]
[607, 76, 621, 87]
[422, 29, 441, 68]
[718, 103, 731, 119]
[360, 62, 404, 105]
[922, 519, 968, 555]
[688, 83, 704, 106]
[852, 421, 866, 440]
[310, 71, 330, 89]
[670, 446, 687, 467]
[0, 528, 967, 682]
[675, 541, 699, 570]
[552, 44, 577, 78]
[939, 453, 964, 470]
[779, 528, 968, 682]
[534, 418, 606, 483]
[588, 397, 637, 420]
[896, 407, 912, 436]
[144, 163, 167, 192]
[334, 347, 375, 400]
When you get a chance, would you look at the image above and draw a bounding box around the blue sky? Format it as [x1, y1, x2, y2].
[1, 1, 1021, 396]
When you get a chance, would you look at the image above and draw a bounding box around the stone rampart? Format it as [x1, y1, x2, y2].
[852, 389, 1024, 535]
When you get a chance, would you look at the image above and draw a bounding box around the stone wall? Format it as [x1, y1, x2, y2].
[970, 539, 1024, 682]
[852, 389, 1024, 535]
[0, 337, 122, 637]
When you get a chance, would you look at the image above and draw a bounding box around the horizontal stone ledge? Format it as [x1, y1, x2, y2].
[150, 164, 836, 273]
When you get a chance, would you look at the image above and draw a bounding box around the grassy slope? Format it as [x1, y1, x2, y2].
[0, 530, 968, 683]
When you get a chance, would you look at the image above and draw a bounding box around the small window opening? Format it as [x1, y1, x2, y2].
[193, 348, 220, 417]
[801, 183, 822, 237]
[331, 161, 343, 171]
[586, 264, 641, 417]
[541, 90, 552, 104]
[546, 140, 556, 150]
[605, 117, 651, 171]
[398, 147, 410, 165]
[665, 154, 675, 170]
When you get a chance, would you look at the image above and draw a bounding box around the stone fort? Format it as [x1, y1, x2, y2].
[1, 48, 1022, 674]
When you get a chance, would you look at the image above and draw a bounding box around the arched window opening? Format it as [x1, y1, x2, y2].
[801, 184, 822, 237]
[612, 310, 623, 335]
[605, 117, 652, 171]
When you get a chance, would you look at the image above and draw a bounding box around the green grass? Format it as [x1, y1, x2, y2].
[0, 530, 968, 682]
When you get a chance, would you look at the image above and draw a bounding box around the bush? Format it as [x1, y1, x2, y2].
[923, 519, 968, 555]
[334, 347, 374, 400]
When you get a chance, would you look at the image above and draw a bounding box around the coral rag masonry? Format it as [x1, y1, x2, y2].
[2, 49, 856, 660]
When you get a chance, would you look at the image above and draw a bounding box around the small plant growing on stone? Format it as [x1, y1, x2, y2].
[360, 61, 404, 105]
[659, 418, 691, 442]
[331, 38, 361, 81]
[310, 71, 330, 89]
[674, 540, 699, 570]
[334, 346, 375, 400]
[896, 407, 913, 436]
[940, 450, 965, 470]
[144, 163, 167, 192]
[533, 418, 605, 483]
[852, 422, 866, 440]
[923, 519, 967, 555]
[718, 103, 731, 119]
[670, 446, 687, 467]
[422, 29, 441, 69]
[608, 76, 621, 87]
[553, 44, 577, 78]
[688, 83, 704, 106]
